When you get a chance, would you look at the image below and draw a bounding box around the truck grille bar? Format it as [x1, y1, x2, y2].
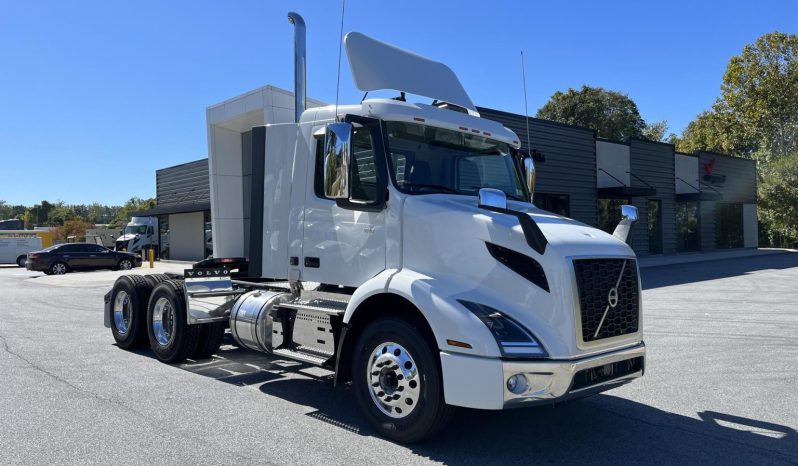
[573, 258, 640, 342]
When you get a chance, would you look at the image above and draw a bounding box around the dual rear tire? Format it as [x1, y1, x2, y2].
[109, 275, 225, 362]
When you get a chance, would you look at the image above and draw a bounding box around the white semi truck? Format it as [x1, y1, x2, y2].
[104, 13, 645, 443]
[115, 216, 158, 254]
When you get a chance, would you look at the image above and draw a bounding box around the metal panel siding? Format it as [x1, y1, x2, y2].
[629, 139, 676, 255]
[697, 152, 757, 203]
[156, 159, 210, 208]
[478, 108, 597, 226]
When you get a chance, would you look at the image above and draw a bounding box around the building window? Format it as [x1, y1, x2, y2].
[158, 215, 170, 260]
[314, 127, 377, 202]
[204, 210, 212, 259]
[534, 193, 570, 217]
[717, 203, 744, 249]
[597, 198, 628, 234]
[676, 201, 700, 252]
[647, 199, 663, 254]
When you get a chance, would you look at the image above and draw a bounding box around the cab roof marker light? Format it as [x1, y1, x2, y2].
[413, 117, 426, 122]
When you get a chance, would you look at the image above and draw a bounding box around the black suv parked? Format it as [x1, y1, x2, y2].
[26, 243, 142, 275]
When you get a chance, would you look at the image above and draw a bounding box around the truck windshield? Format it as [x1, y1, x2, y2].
[124, 225, 148, 235]
[384, 121, 526, 200]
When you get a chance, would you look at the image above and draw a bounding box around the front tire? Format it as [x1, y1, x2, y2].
[109, 275, 152, 349]
[351, 317, 454, 443]
[147, 280, 200, 363]
[16, 255, 26, 267]
[118, 258, 134, 270]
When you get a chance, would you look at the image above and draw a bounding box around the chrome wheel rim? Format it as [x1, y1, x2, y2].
[120, 260, 132, 270]
[113, 290, 131, 335]
[151, 297, 175, 347]
[367, 342, 421, 419]
[52, 263, 66, 274]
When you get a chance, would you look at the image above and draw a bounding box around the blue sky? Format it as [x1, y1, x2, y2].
[1, 0, 795, 206]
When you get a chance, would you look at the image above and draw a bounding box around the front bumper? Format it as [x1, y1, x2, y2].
[440, 343, 645, 410]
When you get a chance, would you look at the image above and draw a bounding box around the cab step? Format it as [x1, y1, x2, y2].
[279, 299, 348, 316]
[272, 347, 330, 366]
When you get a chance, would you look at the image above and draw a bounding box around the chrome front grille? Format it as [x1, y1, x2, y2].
[573, 258, 640, 343]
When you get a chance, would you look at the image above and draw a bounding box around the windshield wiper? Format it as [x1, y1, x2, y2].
[403, 183, 459, 194]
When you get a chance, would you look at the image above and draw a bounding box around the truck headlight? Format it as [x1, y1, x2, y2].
[458, 300, 547, 358]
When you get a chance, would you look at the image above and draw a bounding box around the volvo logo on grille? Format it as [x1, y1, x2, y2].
[593, 260, 628, 338]
[607, 287, 619, 308]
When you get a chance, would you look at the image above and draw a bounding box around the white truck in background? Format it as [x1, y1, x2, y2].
[115, 216, 158, 254]
[103, 13, 645, 443]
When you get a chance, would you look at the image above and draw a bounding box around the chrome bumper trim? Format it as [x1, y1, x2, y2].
[502, 342, 645, 407]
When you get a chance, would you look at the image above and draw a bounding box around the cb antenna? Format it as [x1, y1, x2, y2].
[334, 0, 347, 121]
[521, 50, 532, 156]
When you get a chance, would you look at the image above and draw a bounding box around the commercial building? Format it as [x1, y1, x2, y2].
[144, 86, 757, 261]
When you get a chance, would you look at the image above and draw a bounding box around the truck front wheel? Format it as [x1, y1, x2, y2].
[146, 280, 200, 363]
[351, 317, 454, 443]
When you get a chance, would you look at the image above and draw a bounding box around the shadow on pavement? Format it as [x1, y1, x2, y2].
[169, 338, 798, 465]
[641, 251, 798, 289]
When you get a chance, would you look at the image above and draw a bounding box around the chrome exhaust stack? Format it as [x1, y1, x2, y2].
[287, 12, 307, 123]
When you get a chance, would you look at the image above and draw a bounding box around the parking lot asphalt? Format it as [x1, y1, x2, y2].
[1, 253, 797, 465]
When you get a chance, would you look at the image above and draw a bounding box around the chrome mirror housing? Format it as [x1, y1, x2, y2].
[323, 122, 353, 199]
[621, 204, 638, 222]
[523, 157, 536, 202]
[478, 188, 508, 210]
[612, 204, 639, 242]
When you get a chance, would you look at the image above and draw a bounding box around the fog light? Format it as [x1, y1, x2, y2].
[506, 374, 528, 394]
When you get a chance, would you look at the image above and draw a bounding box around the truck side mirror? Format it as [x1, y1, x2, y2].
[523, 157, 536, 202]
[323, 122, 353, 199]
[612, 204, 638, 242]
[478, 188, 508, 210]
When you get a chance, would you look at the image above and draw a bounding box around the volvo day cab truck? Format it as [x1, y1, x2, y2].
[115, 216, 158, 254]
[104, 13, 645, 443]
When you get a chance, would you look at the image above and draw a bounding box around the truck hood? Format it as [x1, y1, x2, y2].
[116, 234, 137, 242]
[400, 193, 639, 358]
[405, 194, 633, 258]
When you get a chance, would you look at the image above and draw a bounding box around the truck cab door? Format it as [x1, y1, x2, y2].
[302, 118, 387, 287]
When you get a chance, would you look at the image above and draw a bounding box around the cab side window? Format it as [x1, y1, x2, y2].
[314, 127, 377, 203]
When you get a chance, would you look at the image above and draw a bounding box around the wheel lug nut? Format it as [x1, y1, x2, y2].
[377, 391, 385, 397]
[391, 365, 399, 370]
[397, 386, 404, 391]
[393, 394, 400, 400]
[384, 397, 392, 403]
[372, 382, 380, 387]
[371, 371, 379, 376]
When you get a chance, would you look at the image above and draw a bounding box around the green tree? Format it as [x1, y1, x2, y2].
[758, 153, 798, 247]
[721, 31, 798, 160]
[110, 197, 156, 227]
[537, 85, 647, 141]
[642, 120, 669, 142]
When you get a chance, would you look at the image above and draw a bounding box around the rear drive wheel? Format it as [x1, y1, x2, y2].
[191, 322, 227, 359]
[109, 275, 152, 349]
[49, 262, 68, 275]
[118, 258, 134, 270]
[143, 273, 170, 288]
[16, 255, 26, 267]
[147, 280, 200, 363]
[351, 317, 454, 443]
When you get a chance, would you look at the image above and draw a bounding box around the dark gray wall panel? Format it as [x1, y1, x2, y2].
[478, 107, 597, 226]
[156, 159, 210, 207]
[629, 139, 676, 255]
[697, 152, 756, 203]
